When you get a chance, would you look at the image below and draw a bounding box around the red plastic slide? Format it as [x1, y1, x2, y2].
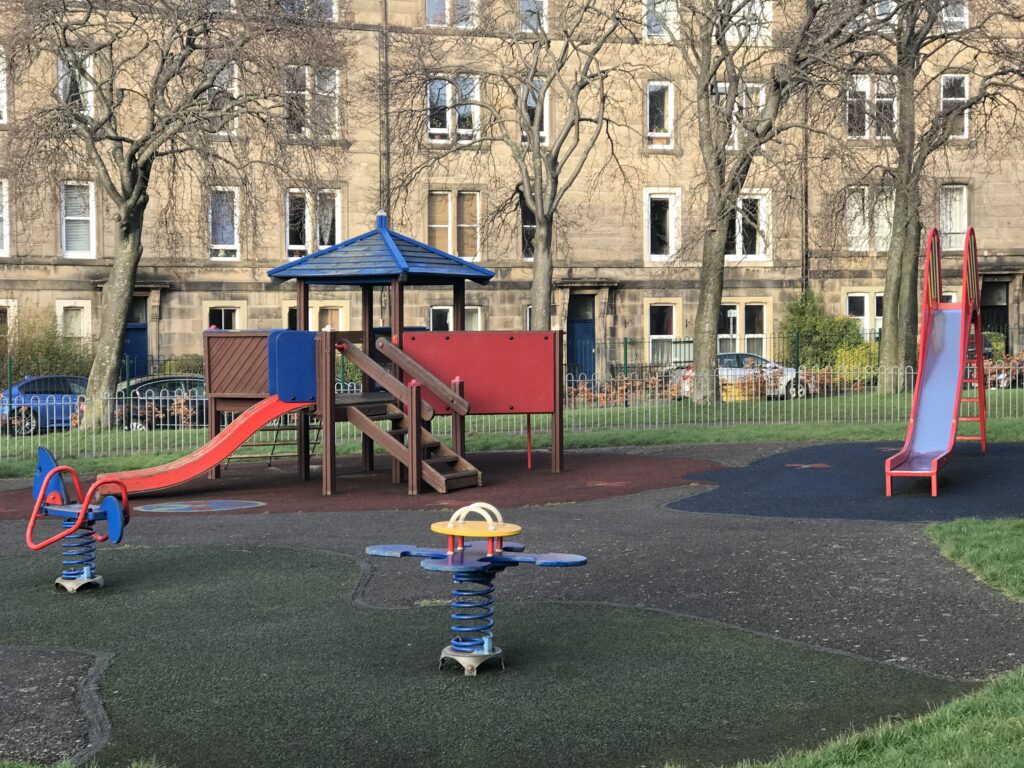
[96, 396, 313, 495]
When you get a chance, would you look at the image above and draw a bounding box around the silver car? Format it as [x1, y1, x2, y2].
[677, 353, 806, 399]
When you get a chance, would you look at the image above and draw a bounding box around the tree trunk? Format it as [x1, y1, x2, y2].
[530, 218, 554, 330]
[878, 185, 921, 393]
[691, 206, 730, 404]
[83, 211, 147, 427]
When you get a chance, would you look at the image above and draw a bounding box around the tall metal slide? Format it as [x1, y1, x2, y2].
[885, 228, 987, 496]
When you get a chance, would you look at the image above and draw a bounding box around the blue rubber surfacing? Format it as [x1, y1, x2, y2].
[670, 442, 1013, 522]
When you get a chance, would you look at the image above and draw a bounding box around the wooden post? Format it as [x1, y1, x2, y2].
[407, 380, 422, 495]
[452, 377, 465, 457]
[390, 278, 404, 484]
[208, 397, 221, 480]
[317, 331, 337, 495]
[453, 280, 465, 331]
[552, 330, 564, 473]
[295, 279, 311, 482]
[361, 285, 374, 473]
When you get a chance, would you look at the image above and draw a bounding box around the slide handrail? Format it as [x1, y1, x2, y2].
[963, 227, 979, 309]
[375, 338, 470, 416]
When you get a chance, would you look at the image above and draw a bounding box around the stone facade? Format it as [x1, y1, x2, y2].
[1, 0, 1022, 379]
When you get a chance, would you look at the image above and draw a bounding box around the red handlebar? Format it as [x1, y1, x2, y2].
[25, 467, 130, 551]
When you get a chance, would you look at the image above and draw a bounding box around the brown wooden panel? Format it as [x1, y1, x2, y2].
[205, 331, 270, 398]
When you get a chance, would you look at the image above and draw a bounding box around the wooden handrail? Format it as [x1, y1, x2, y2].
[337, 342, 435, 421]
[375, 338, 471, 415]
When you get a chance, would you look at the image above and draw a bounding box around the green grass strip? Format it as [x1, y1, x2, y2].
[927, 519, 1024, 602]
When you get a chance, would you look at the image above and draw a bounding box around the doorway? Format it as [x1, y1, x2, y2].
[567, 294, 596, 380]
[122, 296, 149, 381]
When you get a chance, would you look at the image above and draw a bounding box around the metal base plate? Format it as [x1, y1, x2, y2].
[439, 645, 504, 676]
[54, 575, 104, 593]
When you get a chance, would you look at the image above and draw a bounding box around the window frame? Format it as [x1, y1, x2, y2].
[941, 0, 968, 30]
[202, 299, 248, 331]
[285, 188, 312, 259]
[724, 191, 770, 262]
[426, 76, 480, 144]
[61, 181, 96, 259]
[208, 185, 240, 261]
[429, 304, 483, 331]
[646, 80, 675, 149]
[939, 183, 969, 250]
[0, 178, 8, 257]
[427, 189, 481, 261]
[644, 188, 680, 263]
[725, 0, 773, 45]
[0, 47, 8, 125]
[57, 51, 94, 118]
[520, 191, 537, 261]
[940, 73, 969, 139]
[55, 299, 92, 339]
[521, 79, 550, 146]
[645, 0, 679, 39]
[280, 0, 337, 21]
[426, 0, 477, 27]
[715, 82, 766, 150]
[284, 65, 340, 140]
[645, 299, 682, 366]
[521, 0, 548, 32]
[316, 189, 343, 249]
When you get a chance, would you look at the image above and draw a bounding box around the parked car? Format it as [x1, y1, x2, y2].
[114, 374, 206, 430]
[966, 335, 994, 361]
[675, 353, 807, 400]
[0, 375, 88, 436]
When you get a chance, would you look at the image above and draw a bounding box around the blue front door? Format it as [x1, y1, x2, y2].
[567, 295, 596, 380]
[121, 297, 149, 381]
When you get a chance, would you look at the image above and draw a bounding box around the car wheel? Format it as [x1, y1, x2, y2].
[785, 381, 806, 400]
[13, 406, 39, 436]
[128, 420, 149, 432]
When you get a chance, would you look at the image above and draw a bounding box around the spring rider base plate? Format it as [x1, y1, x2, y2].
[439, 645, 504, 676]
[54, 575, 104, 593]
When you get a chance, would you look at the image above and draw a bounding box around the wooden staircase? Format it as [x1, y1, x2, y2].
[335, 337, 480, 495]
[346, 403, 481, 493]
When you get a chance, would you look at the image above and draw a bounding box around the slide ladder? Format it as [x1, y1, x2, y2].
[885, 228, 987, 496]
[338, 338, 481, 494]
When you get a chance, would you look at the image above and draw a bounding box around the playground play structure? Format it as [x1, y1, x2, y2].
[367, 502, 586, 675]
[24, 213, 565, 588]
[885, 227, 988, 497]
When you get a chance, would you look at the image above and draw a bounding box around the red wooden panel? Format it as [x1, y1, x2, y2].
[403, 331, 556, 415]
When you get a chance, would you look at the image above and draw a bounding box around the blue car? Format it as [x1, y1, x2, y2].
[0, 375, 88, 436]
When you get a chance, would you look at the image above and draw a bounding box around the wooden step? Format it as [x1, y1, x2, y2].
[439, 469, 482, 491]
[387, 427, 408, 439]
[425, 456, 459, 469]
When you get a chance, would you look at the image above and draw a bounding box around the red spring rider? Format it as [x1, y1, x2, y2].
[25, 447, 129, 593]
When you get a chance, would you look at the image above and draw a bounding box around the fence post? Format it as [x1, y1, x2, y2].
[623, 337, 629, 378]
[6, 356, 11, 394]
[793, 331, 800, 372]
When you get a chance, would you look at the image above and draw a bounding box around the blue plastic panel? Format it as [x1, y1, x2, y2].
[33, 447, 66, 503]
[268, 330, 317, 403]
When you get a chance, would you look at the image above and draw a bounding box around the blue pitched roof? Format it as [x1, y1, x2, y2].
[268, 212, 495, 286]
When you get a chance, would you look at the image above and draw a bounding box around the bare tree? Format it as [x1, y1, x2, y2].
[654, 0, 863, 401]
[844, 0, 1024, 382]
[382, 0, 640, 331]
[0, 0, 347, 417]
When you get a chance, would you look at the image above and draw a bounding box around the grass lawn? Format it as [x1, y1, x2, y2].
[927, 519, 1024, 602]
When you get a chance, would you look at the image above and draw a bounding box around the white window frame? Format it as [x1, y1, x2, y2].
[61, 181, 96, 259]
[846, 292, 871, 337]
[426, 76, 479, 144]
[316, 189, 343, 249]
[646, 301, 681, 365]
[718, 304, 739, 353]
[281, 0, 337, 21]
[0, 298, 18, 330]
[284, 65, 340, 140]
[643, 188, 681, 263]
[521, 79, 550, 145]
[941, 73, 969, 139]
[645, 0, 679, 39]
[426, 0, 477, 27]
[55, 299, 92, 339]
[844, 186, 893, 252]
[521, 0, 548, 32]
[201, 300, 248, 331]
[716, 82, 766, 150]
[742, 303, 766, 356]
[0, 47, 8, 125]
[941, 0, 968, 30]
[285, 188, 312, 259]
[57, 52, 94, 117]
[725, 190, 770, 262]
[209, 186, 240, 260]
[726, 0, 772, 45]
[939, 183, 968, 250]
[208, 61, 239, 136]
[429, 305, 483, 331]
[646, 81, 675, 149]
[846, 77, 896, 139]
[0, 179, 8, 257]
[427, 190, 481, 261]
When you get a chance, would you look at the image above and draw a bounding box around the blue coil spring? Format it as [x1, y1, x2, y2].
[61, 520, 96, 580]
[449, 570, 497, 654]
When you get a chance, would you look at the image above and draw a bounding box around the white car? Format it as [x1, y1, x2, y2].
[677, 353, 806, 399]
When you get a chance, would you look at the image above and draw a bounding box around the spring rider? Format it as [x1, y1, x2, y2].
[25, 448, 129, 592]
[366, 502, 586, 676]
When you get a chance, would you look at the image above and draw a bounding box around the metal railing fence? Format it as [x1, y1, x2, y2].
[2, 364, 1020, 464]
